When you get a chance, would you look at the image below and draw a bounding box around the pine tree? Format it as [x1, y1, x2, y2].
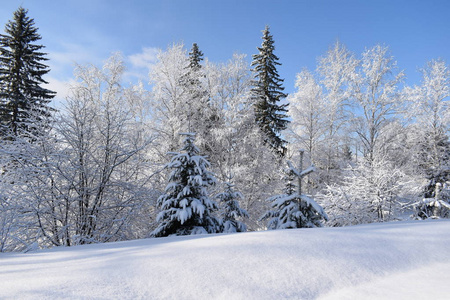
[261, 152, 328, 229]
[0, 7, 55, 137]
[151, 133, 220, 237]
[216, 179, 248, 233]
[251, 25, 289, 156]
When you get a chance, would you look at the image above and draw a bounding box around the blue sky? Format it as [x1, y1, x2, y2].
[1, 0, 450, 102]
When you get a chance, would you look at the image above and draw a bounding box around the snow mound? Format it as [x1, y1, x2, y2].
[1, 220, 450, 299]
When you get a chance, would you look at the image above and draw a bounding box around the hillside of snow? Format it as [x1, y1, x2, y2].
[1, 220, 450, 300]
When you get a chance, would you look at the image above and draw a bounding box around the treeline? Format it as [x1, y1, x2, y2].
[0, 8, 448, 252]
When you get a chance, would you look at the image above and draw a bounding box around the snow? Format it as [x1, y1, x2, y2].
[1, 220, 450, 299]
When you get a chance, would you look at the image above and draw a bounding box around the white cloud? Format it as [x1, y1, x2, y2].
[125, 47, 160, 84]
[128, 47, 159, 70]
[47, 42, 105, 75]
[44, 76, 75, 109]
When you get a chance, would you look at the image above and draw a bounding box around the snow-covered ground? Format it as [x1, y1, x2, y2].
[1, 220, 449, 300]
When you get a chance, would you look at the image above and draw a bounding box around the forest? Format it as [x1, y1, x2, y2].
[0, 7, 449, 252]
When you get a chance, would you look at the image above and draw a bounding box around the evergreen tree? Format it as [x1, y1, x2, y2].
[0, 7, 55, 137]
[251, 25, 289, 156]
[188, 43, 203, 73]
[261, 156, 327, 229]
[151, 133, 220, 237]
[184, 43, 220, 153]
[182, 43, 207, 131]
[216, 179, 248, 233]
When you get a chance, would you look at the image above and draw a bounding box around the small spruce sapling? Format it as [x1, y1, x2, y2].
[151, 133, 220, 237]
[261, 150, 328, 229]
[216, 178, 248, 233]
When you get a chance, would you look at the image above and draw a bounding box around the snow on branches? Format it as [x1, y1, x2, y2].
[152, 133, 220, 237]
[261, 150, 327, 229]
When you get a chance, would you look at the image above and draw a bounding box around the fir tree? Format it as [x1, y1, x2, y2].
[251, 25, 289, 156]
[151, 133, 220, 237]
[216, 179, 248, 233]
[0, 7, 55, 137]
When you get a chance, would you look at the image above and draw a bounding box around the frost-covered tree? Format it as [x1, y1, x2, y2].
[405, 59, 450, 219]
[317, 41, 357, 180]
[287, 42, 357, 190]
[216, 179, 248, 233]
[0, 7, 55, 137]
[261, 151, 328, 229]
[50, 53, 156, 245]
[406, 60, 450, 182]
[288, 69, 324, 170]
[251, 25, 289, 156]
[351, 45, 404, 164]
[149, 44, 189, 155]
[152, 133, 220, 237]
[319, 159, 405, 226]
[0, 116, 54, 252]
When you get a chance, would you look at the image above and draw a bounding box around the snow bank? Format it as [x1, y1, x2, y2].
[1, 220, 449, 299]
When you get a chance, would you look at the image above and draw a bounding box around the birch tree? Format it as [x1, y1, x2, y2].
[317, 41, 357, 178]
[351, 44, 404, 164]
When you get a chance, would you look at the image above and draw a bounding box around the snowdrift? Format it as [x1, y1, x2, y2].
[1, 220, 450, 299]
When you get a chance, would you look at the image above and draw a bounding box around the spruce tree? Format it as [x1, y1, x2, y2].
[261, 154, 328, 229]
[251, 25, 289, 156]
[151, 133, 220, 237]
[183, 43, 218, 152]
[182, 43, 206, 131]
[0, 7, 55, 137]
[188, 43, 203, 73]
[216, 179, 248, 233]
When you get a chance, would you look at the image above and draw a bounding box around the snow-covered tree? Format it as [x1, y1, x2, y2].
[350, 44, 404, 164]
[0, 128, 48, 252]
[405, 59, 450, 200]
[319, 159, 405, 226]
[48, 53, 156, 246]
[261, 151, 328, 229]
[182, 43, 207, 130]
[251, 25, 289, 156]
[152, 133, 220, 237]
[288, 69, 324, 181]
[414, 180, 450, 219]
[0, 7, 55, 137]
[182, 43, 219, 155]
[216, 179, 248, 233]
[317, 41, 357, 180]
[149, 44, 189, 155]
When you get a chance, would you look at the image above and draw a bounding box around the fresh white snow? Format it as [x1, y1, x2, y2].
[1, 220, 450, 300]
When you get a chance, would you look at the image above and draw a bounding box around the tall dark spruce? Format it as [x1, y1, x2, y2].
[251, 25, 289, 156]
[184, 43, 207, 132]
[0, 7, 55, 137]
[183, 43, 217, 152]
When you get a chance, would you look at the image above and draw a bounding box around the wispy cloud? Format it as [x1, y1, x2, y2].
[47, 42, 106, 76]
[44, 76, 76, 109]
[126, 47, 160, 83]
[129, 47, 159, 70]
